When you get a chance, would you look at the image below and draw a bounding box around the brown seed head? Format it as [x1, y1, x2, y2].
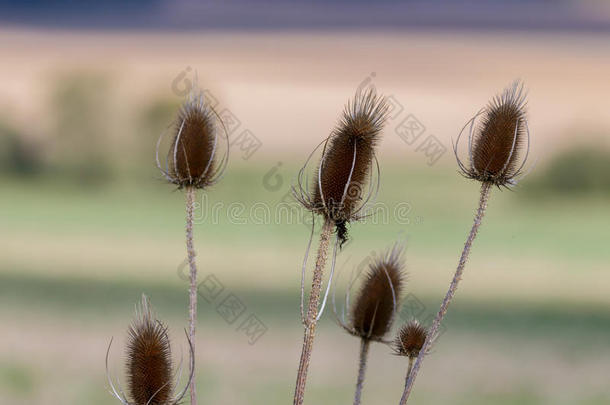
[297, 89, 388, 232]
[158, 86, 228, 189]
[350, 244, 405, 340]
[126, 295, 173, 405]
[394, 320, 428, 358]
[457, 80, 529, 187]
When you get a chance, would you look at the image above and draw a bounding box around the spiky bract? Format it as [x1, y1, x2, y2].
[456, 80, 530, 187]
[294, 89, 388, 244]
[126, 296, 173, 405]
[157, 86, 228, 189]
[350, 244, 405, 340]
[394, 320, 428, 358]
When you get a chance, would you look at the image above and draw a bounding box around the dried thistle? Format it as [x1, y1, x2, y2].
[157, 85, 229, 189]
[401, 81, 533, 403]
[294, 88, 388, 246]
[292, 89, 388, 405]
[126, 296, 173, 404]
[332, 243, 406, 405]
[455, 80, 530, 188]
[349, 244, 405, 341]
[394, 320, 427, 359]
[396, 320, 428, 405]
[106, 295, 193, 405]
[155, 81, 230, 405]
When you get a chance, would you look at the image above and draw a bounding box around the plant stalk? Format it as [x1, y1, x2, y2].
[353, 339, 370, 405]
[185, 186, 198, 405]
[293, 218, 334, 405]
[400, 182, 492, 403]
[399, 358, 415, 405]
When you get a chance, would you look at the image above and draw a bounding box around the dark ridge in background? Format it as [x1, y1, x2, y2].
[1, 0, 610, 33]
[2, 272, 609, 347]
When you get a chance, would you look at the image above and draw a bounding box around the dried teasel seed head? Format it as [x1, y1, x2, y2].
[350, 244, 405, 341]
[294, 88, 388, 245]
[456, 80, 530, 187]
[394, 320, 428, 358]
[313, 89, 388, 222]
[126, 295, 173, 405]
[157, 84, 229, 189]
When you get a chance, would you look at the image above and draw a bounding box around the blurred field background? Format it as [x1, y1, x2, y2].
[1, 2, 610, 404]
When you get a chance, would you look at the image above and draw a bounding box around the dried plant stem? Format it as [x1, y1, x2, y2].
[353, 339, 370, 405]
[294, 219, 334, 405]
[399, 358, 415, 405]
[406, 357, 415, 380]
[185, 186, 198, 405]
[400, 182, 492, 404]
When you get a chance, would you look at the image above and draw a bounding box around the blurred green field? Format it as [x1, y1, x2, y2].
[1, 23, 610, 405]
[1, 160, 609, 405]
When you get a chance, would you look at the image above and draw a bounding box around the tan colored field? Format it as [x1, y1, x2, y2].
[1, 28, 609, 157]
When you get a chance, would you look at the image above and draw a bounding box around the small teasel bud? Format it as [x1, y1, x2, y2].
[399, 82, 533, 403]
[106, 295, 193, 405]
[349, 244, 405, 341]
[126, 295, 173, 405]
[157, 84, 229, 189]
[294, 88, 388, 245]
[456, 80, 530, 187]
[394, 320, 428, 358]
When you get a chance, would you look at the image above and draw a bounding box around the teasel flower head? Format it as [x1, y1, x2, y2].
[156, 82, 229, 189]
[455, 80, 530, 188]
[293, 88, 388, 246]
[106, 295, 194, 405]
[335, 243, 406, 342]
[393, 320, 428, 359]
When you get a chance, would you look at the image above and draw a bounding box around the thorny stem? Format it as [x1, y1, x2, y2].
[294, 219, 334, 405]
[185, 186, 198, 405]
[399, 358, 415, 405]
[353, 339, 370, 405]
[400, 182, 492, 404]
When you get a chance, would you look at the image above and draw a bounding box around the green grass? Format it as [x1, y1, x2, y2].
[3, 164, 609, 261]
[1, 271, 609, 346]
[1, 163, 609, 404]
[0, 361, 36, 397]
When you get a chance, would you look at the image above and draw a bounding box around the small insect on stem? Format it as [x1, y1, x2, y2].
[291, 89, 389, 405]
